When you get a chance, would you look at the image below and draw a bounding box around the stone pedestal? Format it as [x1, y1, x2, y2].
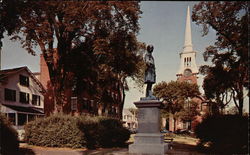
[129, 99, 168, 154]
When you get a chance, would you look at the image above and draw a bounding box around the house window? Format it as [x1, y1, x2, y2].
[32, 94, 40, 106]
[20, 75, 29, 87]
[4, 88, 16, 101]
[20, 92, 29, 104]
[82, 98, 88, 109]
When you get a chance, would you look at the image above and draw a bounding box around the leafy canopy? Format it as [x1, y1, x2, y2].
[0, 1, 144, 115]
[192, 1, 248, 115]
[153, 81, 201, 119]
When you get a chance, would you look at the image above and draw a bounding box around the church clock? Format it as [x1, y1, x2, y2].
[184, 69, 192, 77]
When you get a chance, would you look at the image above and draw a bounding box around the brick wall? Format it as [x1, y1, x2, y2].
[40, 54, 50, 89]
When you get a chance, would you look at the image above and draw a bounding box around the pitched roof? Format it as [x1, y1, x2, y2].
[123, 109, 133, 116]
[0, 66, 46, 93]
[0, 67, 25, 79]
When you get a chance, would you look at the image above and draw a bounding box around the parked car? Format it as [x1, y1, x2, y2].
[160, 129, 170, 133]
[129, 128, 138, 134]
[174, 129, 193, 135]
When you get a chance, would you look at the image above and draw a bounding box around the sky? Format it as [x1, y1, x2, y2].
[1, 1, 249, 112]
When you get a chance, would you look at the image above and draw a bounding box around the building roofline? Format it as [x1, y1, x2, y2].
[0, 66, 46, 93]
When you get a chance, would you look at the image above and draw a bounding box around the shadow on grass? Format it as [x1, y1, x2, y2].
[170, 142, 249, 155]
[79, 143, 129, 155]
[195, 144, 249, 155]
[167, 142, 208, 155]
[79, 148, 128, 155]
[19, 147, 36, 155]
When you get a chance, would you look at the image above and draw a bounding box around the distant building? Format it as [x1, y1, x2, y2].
[122, 109, 138, 129]
[169, 6, 208, 132]
[0, 66, 45, 130]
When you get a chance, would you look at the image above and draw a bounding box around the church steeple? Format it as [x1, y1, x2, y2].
[177, 6, 198, 83]
[183, 6, 193, 52]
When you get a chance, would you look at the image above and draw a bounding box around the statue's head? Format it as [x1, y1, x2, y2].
[147, 45, 154, 53]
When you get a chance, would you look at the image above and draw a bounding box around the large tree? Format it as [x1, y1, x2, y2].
[0, 0, 20, 48]
[0, 1, 144, 116]
[192, 1, 249, 116]
[153, 81, 201, 131]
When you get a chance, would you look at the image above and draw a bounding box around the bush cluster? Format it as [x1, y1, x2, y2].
[194, 114, 248, 154]
[0, 114, 19, 155]
[24, 114, 85, 148]
[24, 114, 130, 149]
[78, 116, 130, 149]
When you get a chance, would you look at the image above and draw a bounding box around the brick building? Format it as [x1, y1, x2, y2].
[38, 53, 121, 116]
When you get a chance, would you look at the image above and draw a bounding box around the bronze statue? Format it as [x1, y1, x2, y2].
[144, 45, 156, 97]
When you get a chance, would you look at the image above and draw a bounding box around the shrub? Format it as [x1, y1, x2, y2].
[24, 114, 85, 148]
[0, 114, 19, 155]
[195, 114, 248, 154]
[78, 115, 100, 149]
[78, 116, 130, 149]
[24, 114, 130, 149]
[97, 117, 130, 148]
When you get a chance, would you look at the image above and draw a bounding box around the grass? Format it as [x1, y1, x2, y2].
[20, 134, 208, 155]
[128, 133, 199, 146]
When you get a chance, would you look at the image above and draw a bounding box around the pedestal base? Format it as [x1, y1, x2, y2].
[129, 99, 168, 154]
[129, 143, 168, 155]
[129, 133, 168, 154]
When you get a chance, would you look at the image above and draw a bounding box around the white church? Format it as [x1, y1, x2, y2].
[168, 6, 208, 132]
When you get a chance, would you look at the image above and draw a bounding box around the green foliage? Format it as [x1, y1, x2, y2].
[195, 114, 248, 154]
[0, 114, 19, 155]
[153, 81, 200, 116]
[78, 115, 130, 149]
[192, 2, 248, 115]
[24, 114, 130, 149]
[1, 1, 144, 114]
[153, 81, 201, 131]
[24, 114, 85, 148]
[98, 117, 130, 148]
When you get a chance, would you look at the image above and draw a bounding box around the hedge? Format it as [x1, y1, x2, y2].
[24, 114, 130, 149]
[79, 117, 130, 148]
[0, 114, 19, 155]
[194, 114, 248, 154]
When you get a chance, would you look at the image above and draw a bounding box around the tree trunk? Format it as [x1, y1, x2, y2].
[238, 92, 244, 116]
[234, 84, 244, 116]
[238, 84, 244, 116]
[118, 85, 126, 120]
[173, 117, 176, 132]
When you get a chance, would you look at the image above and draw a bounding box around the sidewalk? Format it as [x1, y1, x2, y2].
[19, 141, 208, 155]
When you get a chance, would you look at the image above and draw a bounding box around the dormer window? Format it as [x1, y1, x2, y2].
[20, 75, 29, 87]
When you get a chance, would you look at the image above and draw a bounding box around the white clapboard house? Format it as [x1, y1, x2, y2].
[122, 109, 138, 130]
[0, 66, 45, 130]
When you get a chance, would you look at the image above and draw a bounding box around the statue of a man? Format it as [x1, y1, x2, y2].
[144, 45, 156, 97]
